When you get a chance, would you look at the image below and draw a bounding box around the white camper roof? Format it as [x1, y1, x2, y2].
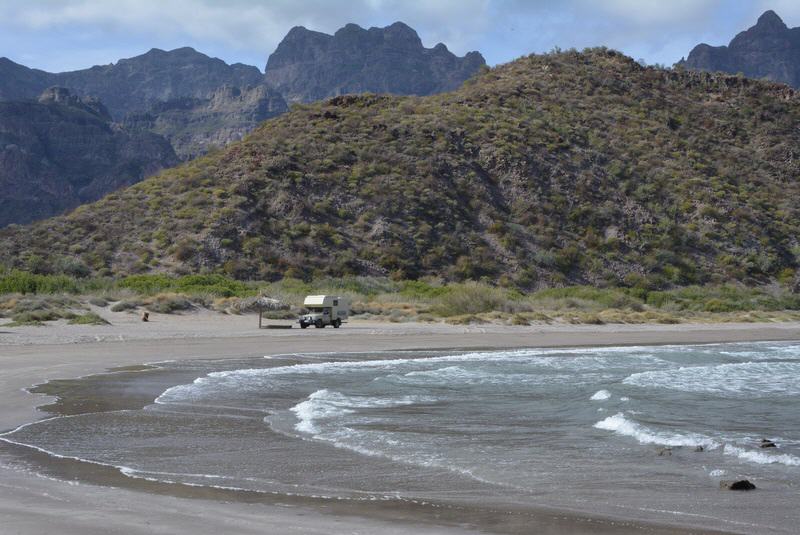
[303, 295, 336, 306]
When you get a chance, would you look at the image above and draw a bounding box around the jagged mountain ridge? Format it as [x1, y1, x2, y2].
[1, 49, 798, 289]
[265, 21, 485, 103]
[1, 21, 486, 118]
[678, 10, 800, 88]
[0, 88, 178, 227]
[0, 47, 265, 120]
[0, 22, 486, 226]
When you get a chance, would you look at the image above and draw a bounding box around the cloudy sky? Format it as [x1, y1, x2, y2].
[0, 0, 797, 72]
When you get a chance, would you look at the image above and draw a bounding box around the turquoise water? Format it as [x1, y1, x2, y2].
[4, 342, 800, 532]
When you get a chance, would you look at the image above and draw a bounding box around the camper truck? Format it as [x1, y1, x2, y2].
[298, 295, 349, 329]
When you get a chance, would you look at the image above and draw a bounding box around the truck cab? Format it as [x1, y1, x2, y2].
[299, 295, 349, 329]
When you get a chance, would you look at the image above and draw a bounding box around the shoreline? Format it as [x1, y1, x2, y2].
[1, 317, 798, 534]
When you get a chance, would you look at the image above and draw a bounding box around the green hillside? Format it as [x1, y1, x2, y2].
[2, 48, 799, 290]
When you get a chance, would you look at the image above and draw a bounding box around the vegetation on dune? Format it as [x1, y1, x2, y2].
[1, 271, 798, 326]
[67, 312, 110, 325]
[1, 48, 799, 290]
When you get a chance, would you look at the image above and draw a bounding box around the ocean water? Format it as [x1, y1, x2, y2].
[3, 342, 800, 532]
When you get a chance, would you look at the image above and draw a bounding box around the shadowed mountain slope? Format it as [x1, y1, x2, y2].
[0, 88, 178, 227]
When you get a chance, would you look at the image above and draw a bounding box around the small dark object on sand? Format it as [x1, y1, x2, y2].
[657, 447, 672, 456]
[141, 311, 149, 322]
[760, 439, 777, 448]
[720, 480, 756, 491]
[695, 445, 705, 452]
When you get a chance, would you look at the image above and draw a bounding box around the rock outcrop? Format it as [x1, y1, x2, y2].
[124, 85, 288, 160]
[264, 22, 486, 103]
[678, 10, 800, 88]
[0, 88, 178, 226]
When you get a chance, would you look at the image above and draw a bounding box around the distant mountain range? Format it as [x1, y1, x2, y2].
[2, 49, 798, 288]
[0, 47, 265, 119]
[679, 10, 800, 88]
[9, 10, 800, 233]
[0, 22, 485, 226]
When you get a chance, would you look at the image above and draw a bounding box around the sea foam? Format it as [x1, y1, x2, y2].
[290, 389, 435, 435]
[623, 362, 800, 397]
[723, 444, 800, 467]
[594, 412, 718, 449]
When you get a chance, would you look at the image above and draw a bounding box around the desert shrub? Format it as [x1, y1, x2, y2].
[110, 299, 142, 312]
[0, 270, 80, 294]
[173, 274, 251, 297]
[431, 282, 511, 316]
[511, 314, 530, 325]
[703, 298, 738, 313]
[444, 314, 488, 325]
[118, 274, 174, 294]
[117, 274, 253, 297]
[529, 286, 643, 309]
[145, 293, 194, 314]
[68, 312, 110, 325]
[0, 295, 86, 325]
[88, 297, 108, 307]
[10, 310, 70, 324]
[399, 280, 451, 299]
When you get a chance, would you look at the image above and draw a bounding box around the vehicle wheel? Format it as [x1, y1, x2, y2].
[315, 320, 323, 328]
[333, 319, 341, 328]
[300, 323, 308, 329]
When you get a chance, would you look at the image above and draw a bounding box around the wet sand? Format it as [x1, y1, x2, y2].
[1, 313, 798, 534]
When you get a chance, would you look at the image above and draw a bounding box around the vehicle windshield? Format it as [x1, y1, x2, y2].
[308, 307, 324, 313]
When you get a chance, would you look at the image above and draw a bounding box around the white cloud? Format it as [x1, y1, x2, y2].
[586, 0, 722, 26]
[0, 0, 490, 57]
[0, 0, 789, 71]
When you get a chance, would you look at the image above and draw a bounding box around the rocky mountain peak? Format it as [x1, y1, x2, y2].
[679, 10, 800, 88]
[374, 21, 423, 47]
[264, 21, 485, 103]
[754, 9, 787, 31]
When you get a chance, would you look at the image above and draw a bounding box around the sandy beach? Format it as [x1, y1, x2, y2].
[2, 311, 799, 534]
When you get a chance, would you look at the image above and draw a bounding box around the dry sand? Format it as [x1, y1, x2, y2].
[1, 310, 798, 534]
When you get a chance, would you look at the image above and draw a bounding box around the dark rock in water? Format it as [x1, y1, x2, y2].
[760, 439, 777, 448]
[265, 21, 486, 103]
[720, 479, 757, 491]
[695, 445, 705, 452]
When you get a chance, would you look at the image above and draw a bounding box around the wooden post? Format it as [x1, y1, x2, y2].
[258, 303, 263, 329]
